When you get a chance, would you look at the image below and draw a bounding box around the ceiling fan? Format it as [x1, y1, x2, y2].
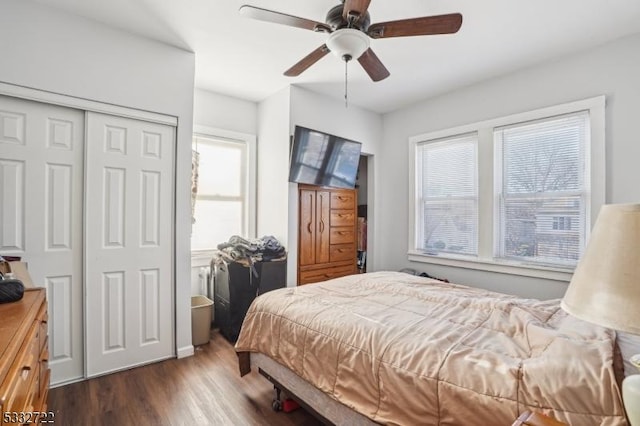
[239, 0, 463, 82]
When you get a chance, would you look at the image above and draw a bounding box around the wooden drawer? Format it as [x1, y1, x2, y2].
[299, 264, 355, 284]
[330, 244, 356, 262]
[330, 227, 355, 244]
[330, 210, 355, 227]
[39, 341, 49, 395]
[330, 191, 355, 209]
[37, 302, 48, 352]
[0, 289, 49, 422]
[1, 322, 40, 413]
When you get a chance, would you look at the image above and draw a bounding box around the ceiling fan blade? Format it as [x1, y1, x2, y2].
[342, 0, 371, 21]
[357, 48, 390, 82]
[368, 13, 462, 39]
[284, 44, 330, 77]
[239, 5, 332, 33]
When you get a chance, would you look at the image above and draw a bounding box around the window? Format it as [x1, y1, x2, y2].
[408, 97, 605, 279]
[495, 111, 589, 267]
[416, 134, 478, 256]
[191, 127, 256, 252]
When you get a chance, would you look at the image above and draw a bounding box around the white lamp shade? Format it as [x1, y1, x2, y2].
[561, 203, 640, 334]
[326, 28, 370, 60]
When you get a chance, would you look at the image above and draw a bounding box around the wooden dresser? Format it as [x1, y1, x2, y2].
[298, 185, 358, 285]
[0, 289, 50, 424]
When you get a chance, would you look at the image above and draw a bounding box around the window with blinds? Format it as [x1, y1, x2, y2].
[416, 134, 478, 256]
[494, 111, 589, 267]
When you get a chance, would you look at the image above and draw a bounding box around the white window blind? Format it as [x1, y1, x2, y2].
[191, 136, 247, 251]
[494, 111, 589, 267]
[417, 134, 478, 256]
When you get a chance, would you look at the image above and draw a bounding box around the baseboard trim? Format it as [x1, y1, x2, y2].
[177, 345, 194, 358]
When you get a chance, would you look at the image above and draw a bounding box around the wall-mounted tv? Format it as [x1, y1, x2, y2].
[288, 126, 362, 189]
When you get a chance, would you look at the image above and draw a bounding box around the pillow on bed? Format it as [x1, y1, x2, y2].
[617, 331, 640, 377]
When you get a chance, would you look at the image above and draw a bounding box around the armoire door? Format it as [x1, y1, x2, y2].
[315, 190, 331, 263]
[298, 188, 330, 266]
[0, 95, 84, 384]
[85, 112, 174, 377]
[299, 189, 316, 266]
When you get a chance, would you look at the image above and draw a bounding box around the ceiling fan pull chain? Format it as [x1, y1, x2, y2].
[343, 54, 352, 108]
[344, 58, 348, 108]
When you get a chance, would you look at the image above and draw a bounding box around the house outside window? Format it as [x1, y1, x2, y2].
[408, 97, 605, 280]
[552, 216, 572, 231]
[191, 127, 256, 253]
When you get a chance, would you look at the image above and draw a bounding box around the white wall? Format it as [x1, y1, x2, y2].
[287, 86, 383, 283]
[193, 89, 258, 135]
[379, 33, 640, 300]
[289, 86, 383, 156]
[0, 0, 196, 356]
[256, 87, 292, 248]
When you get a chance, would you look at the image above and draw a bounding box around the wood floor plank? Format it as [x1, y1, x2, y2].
[48, 331, 321, 426]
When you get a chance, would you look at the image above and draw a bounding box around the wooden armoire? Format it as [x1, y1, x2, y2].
[297, 184, 357, 285]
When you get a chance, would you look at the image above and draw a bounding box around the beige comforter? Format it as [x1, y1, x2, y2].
[236, 271, 627, 425]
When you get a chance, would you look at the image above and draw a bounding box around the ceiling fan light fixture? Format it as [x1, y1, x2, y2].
[326, 28, 369, 61]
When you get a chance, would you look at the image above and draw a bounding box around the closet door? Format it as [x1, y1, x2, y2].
[0, 95, 84, 384]
[85, 112, 174, 377]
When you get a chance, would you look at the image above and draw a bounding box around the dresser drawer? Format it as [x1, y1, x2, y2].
[0, 289, 49, 421]
[299, 264, 355, 284]
[330, 191, 355, 209]
[37, 302, 48, 353]
[330, 244, 356, 262]
[1, 322, 40, 413]
[330, 227, 355, 244]
[330, 210, 355, 227]
[39, 341, 49, 395]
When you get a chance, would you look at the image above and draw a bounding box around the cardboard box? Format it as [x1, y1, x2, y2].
[0, 261, 35, 288]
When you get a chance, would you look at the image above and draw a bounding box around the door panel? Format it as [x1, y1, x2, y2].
[315, 191, 330, 264]
[299, 189, 316, 266]
[85, 112, 174, 377]
[0, 95, 84, 384]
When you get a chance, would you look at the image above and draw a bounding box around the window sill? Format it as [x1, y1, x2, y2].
[407, 250, 573, 282]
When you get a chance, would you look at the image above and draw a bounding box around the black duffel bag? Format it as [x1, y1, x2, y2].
[0, 277, 25, 304]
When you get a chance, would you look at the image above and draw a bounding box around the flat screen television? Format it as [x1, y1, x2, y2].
[288, 126, 362, 189]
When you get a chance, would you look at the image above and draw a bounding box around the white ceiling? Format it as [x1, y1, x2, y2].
[34, 0, 640, 113]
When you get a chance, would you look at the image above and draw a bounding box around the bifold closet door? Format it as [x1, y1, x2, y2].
[0, 95, 84, 384]
[85, 112, 175, 377]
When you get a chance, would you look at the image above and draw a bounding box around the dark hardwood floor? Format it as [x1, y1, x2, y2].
[48, 330, 321, 426]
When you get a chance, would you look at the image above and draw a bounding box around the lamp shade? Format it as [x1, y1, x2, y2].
[561, 203, 640, 335]
[326, 28, 370, 60]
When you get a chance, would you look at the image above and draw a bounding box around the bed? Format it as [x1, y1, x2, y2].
[235, 271, 628, 425]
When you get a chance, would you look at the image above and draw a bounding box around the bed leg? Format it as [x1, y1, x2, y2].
[272, 386, 282, 412]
